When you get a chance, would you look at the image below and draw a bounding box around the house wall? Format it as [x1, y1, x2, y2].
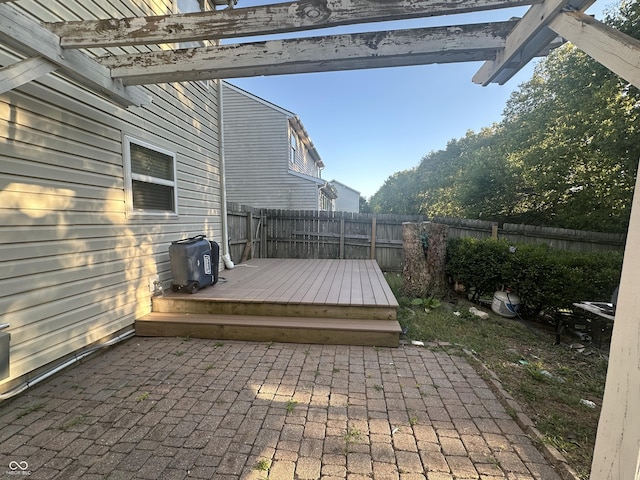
[0, 0, 222, 389]
[223, 84, 320, 210]
[289, 128, 320, 178]
[333, 182, 361, 213]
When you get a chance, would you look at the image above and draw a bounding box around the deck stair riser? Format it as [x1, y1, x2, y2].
[152, 296, 397, 321]
[136, 312, 401, 347]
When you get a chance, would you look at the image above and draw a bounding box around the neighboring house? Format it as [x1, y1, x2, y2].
[223, 82, 338, 211]
[0, 0, 225, 391]
[331, 180, 361, 213]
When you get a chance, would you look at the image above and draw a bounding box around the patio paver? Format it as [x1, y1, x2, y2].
[0, 338, 564, 479]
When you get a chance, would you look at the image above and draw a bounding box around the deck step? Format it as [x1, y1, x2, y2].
[136, 312, 401, 347]
[152, 296, 397, 321]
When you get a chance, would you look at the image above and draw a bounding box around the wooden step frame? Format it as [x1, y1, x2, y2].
[136, 313, 401, 347]
[141, 259, 401, 347]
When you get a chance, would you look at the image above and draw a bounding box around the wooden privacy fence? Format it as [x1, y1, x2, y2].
[433, 217, 626, 251]
[226, 203, 627, 271]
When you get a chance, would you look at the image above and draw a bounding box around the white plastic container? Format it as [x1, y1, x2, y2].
[491, 291, 520, 318]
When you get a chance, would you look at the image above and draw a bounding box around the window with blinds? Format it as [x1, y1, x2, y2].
[124, 136, 178, 216]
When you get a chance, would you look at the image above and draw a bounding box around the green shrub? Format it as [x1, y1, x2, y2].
[446, 237, 511, 301]
[446, 237, 622, 314]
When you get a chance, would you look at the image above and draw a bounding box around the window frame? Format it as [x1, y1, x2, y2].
[290, 131, 297, 166]
[123, 135, 179, 218]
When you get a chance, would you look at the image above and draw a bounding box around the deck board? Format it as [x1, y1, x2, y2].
[288, 259, 327, 304]
[365, 260, 398, 306]
[164, 258, 398, 310]
[299, 259, 335, 304]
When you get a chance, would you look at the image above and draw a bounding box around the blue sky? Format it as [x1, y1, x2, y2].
[227, 2, 611, 199]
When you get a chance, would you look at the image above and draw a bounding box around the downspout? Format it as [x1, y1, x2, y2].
[217, 79, 234, 269]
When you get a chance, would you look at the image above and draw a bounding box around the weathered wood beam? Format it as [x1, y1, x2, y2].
[0, 4, 150, 107]
[472, 0, 594, 85]
[48, 0, 537, 48]
[100, 22, 516, 85]
[0, 56, 58, 95]
[548, 11, 640, 90]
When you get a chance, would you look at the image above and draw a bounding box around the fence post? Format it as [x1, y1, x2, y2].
[241, 211, 253, 262]
[261, 211, 267, 258]
[339, 217, 345, 259]
[492, 224, 499, 239]
[370, 215, 377, 260]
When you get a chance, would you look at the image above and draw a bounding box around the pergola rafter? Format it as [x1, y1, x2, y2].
[101, 21, 519, 85]
[473, 0, 593, 85]
[47, 0, 538, 48]
[0, 3, 151, 107]
[0, 56, 58, 95]
[548, 10, 640, 88]
[0, 0, 639, 107]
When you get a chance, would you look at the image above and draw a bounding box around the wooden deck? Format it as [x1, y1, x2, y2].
[136, 259, 401, 346]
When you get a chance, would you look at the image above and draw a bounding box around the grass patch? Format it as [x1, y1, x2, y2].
[386, 274, 607, 480]
[285, 399, 297, 414]
[61, 415, 87, 431]
[136, 392, 150, 402]
[16, 402, 45, 419]
[343, 428, 363, 453]
[253, 459, 270, 472]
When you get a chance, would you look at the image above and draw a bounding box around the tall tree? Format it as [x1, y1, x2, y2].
[370, 1, 639, 233]
[369, 168, 421, 214]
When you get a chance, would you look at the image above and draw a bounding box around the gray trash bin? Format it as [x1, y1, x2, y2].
[169, 235, 217, 294]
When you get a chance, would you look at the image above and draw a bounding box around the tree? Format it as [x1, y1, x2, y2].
[369, 168, 421, 214]
[359, 195, 372, 213]
[370, 1, 639, 233]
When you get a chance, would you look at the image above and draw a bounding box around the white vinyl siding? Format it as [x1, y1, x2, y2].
[332, 181, 361, 213]
[0, 0, 223, 387]
[223, 83, 323, 210]
[289, 129, 319, 178]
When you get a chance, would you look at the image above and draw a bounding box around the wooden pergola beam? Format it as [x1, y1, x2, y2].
[472, 0, 594, 85]
[100, 21, 516, 85]
[0, 57, 58, 95]
[48, 0, 537, 48]
[0, 4, 150, 107]
[548, 11, 640, 90]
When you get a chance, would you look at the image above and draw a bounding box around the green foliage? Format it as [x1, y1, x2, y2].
[446, 238, 512, 301]
[369, 2, 639, 234]
[359, 195, 372, 213]
[446, 237, 622, 314]
[410, 297, 441, 310]
[369, 169, 422, 214]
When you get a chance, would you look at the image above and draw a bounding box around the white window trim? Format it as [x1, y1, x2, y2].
[123, 135, 179, 218]
[290, 132, 297, 166]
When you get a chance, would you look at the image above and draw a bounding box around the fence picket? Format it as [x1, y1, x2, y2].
[225, 203, 626, 271]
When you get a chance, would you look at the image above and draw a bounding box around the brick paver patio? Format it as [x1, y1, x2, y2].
[0, 338, 564, 479]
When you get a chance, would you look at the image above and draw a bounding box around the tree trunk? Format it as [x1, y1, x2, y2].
[402, 222, 449, 298]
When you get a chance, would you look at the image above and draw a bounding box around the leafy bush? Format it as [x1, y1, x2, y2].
[446, 237, 623, 314]
[446, 237, 511, 301]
